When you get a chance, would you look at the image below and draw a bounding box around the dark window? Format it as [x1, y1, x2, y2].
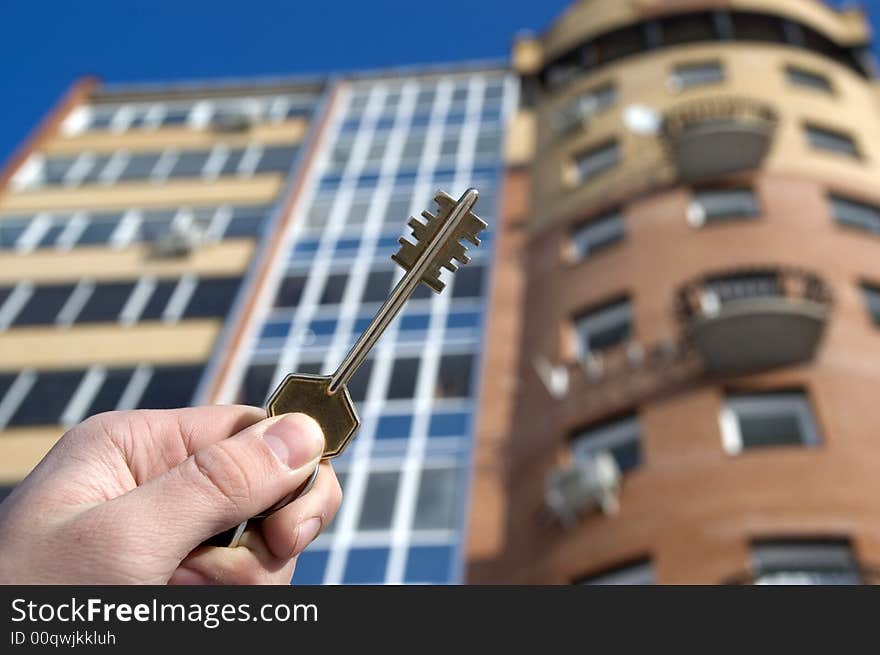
[786, 66, 833, 93]
[434, 354, 474, 399]
[806, 125, 860, 158]
[831, 195, 880, 234]
[362, 270, 395, 303]
[573, 212, 625, 259]
[79, 155, 112, 185]
[138, 279, 179, 321]
[594, 24, 644, 66]
[575, 558, 655, 585]
[12, 284, 76, 326]
[9, 370, 85, 426]
[375, 414, 413, 440]
[139, 209, 177, 242]
[451, 265, 484, 298]
[1, 218, 29, 248]
[182, 277, 241, 318]
[405, 545, 454, 584]
[319, 273, 348, 305]
[673, 61, 725, 89]
[219, 149, 246, 176]
[255, 145, 298, 173]
[752, 539, 860, 585]
[274, 275, 308, 308]
[37, 219, 67, 248]
[572, 414, 641, 472]
[413, 468, 460, 530]
[731, 12, 786, 43]
[136, 365, 202, 409]
[168, 150, 209, 178]
[224, 205, 268, 238]
[660, 14, 718, 46]
[0, 373, 18, 404]
[75, 282, 135, 323]
[357, 471, 400, 530]
[43, 156, 78, 185]
[574, 140, 619, 183]
[387, 358, 420, 400]
[117, 153, 161, 181]
[77, 212, 122, 245]
[862, 284, 880, 325]
[0, 486, 14, 503]
[237, 363, 276, 406]
[691, 188, 759, 224]
[85, 367, 136, 417]
[0, 286, 12, 311]
[575, 299, 633, 356]
[704, 272, 781, 305]
[347, 359, 374, 403]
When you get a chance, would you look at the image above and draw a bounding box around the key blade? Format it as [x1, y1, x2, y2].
[392, 189, 486, 292]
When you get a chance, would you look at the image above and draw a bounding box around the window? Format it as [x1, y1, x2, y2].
[375, 414, 413, 440]
[413, 468, 461, 530]
[671, 61, 725, 90]
[346, 359, 373, 403]
[720, 391, 821, 454]
[573, 140, 619, 184]
[292, 550, 328, 585]
[168, 150, 209, 178]
[862, 284, 880, 326]
[357, 471, 399, 530]
[688, 188, 759, 226]
[75, 282, 135, 323]
[660, 14, 717, 46]
[786, 66, 833, 94]
[319, 273, 348, 305]
[434, 354, 474, 399]
[387, 357, 420, 400]
[571, 414, 642, 473]
[555, 84, 617, 134]
[702, 272, 780, 311]
[731, 12, 787, 43]
[255, 145, 298, 173]
[405, 545, 454, 584]
[428, 412, 469, 438]
[77, 212, 122, 245]
[805, 124, 860, 158]
[182, 277, 240, 318]
[575, 299, 633, 357]
[84, 367, 137, 418]
[1, 217, 29, 248]
[830, 194, 880, 234]
[572, 211, 625, 260]
[12, 284, 76, 326]
[274, 274, 308, 308]
[451, 265, 484, 298]
[136, 365, 203, 409]
[237, 363, 276, 406]
[343, 548, 389, 584]
[138, 279, 179, 321]
[751, 539, 860, 585]
[117, 153, 161, 181]
[8, 370, 85, 427]
[575, 558, 655, 585]
[223, 205, 268, 239]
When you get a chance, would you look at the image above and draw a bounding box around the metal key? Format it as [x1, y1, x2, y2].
[208, 188, 486, 548]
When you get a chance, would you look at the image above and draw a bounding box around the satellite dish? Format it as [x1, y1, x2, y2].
[623, 104, 662, 136]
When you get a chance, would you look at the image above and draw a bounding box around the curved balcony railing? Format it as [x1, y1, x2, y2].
[661, 97, 779, 182]
[724, 566, 880, 586]
[676, 266, 833, 374]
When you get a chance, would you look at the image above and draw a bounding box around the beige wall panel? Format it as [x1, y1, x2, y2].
[0, 321, 219, 369]
[0, 430, 62, 484]
[43, 119, 308, 155]
[0, 240, 255, 284]
[0, 175, 283, 212]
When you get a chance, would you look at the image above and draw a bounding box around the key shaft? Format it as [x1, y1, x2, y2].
[327, 188, 479, 395]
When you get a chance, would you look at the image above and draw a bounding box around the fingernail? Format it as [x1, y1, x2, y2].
[294, 517, 323, 554]
[264, 414, 324, 470]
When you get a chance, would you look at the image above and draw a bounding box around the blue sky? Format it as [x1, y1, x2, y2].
[0, 0, 875, 166]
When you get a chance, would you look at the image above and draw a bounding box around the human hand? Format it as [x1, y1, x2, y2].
[0, 406, 342, 584]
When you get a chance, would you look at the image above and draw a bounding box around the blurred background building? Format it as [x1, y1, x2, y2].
[1, 0, 879, 584]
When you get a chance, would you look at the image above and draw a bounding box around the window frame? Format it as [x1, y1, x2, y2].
[719, 390, 822, 455]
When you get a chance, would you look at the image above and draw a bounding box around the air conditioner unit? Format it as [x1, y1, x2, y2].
[545, 452, 621, 527]
[153, 221, 209, 258]
[213, 111, 254, 132]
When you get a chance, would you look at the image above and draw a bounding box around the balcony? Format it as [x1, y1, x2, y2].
[661, 97, 778, 182]
[676, 266, 833, 374]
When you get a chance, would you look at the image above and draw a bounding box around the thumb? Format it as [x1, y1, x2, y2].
[108, 413, 324, 556]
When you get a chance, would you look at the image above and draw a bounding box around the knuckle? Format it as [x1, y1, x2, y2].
[189, 443, 254, 512]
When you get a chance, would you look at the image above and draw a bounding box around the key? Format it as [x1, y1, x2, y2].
[205, 188, 486, 548]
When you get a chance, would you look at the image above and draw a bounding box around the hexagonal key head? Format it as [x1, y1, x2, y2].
[266, 374, 360, 459]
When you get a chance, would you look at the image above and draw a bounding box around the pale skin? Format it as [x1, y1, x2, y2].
[0, 406, 342, 585]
